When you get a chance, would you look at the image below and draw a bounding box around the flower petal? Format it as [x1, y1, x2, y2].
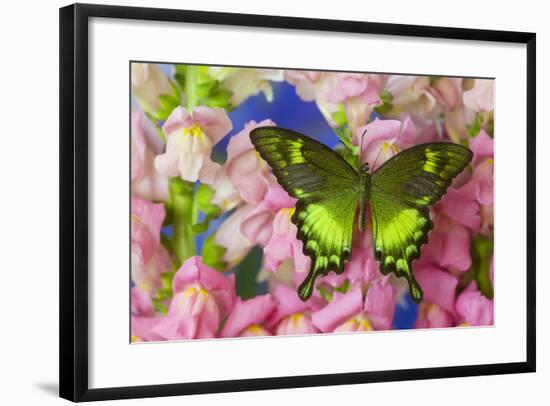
[192, 106, 233, 144]
[220, 295, 276, 337]
[312, 287, 363, 333]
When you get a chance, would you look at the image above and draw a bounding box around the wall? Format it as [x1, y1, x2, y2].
[0, 0, 546, 404]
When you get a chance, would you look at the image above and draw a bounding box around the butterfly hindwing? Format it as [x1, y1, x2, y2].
[370, 142, 473, 302]
[250, 127, 359, 300]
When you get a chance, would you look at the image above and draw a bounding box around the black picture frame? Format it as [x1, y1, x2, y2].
[59, 3, 536, 402]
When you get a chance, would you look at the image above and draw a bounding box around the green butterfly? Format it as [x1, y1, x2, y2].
[250, 126, 473, 303]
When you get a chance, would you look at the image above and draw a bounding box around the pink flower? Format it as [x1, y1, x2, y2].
[355, 116, 417, 170]
[285, 71, 340, 126]
[455, 289, 494, 326]
[458, 131, 494, 234]
[210, 67, 284, 106]
[415, 264, 458, 313]
[312, 277, 396, 332]
[415, 302, 455, 328]
[214, 205, 254, 266]
[240, 206, 274, 248]
[462, 158, 494, 207]
[220, 294, 276, 337]
[326, 73, 386, 131]
[363, 276, 398, 330]
[266, 285, 317, 335]
[132, 110, 169, 201]
[264, 207, 311, 274]
[438, 187, 481, 232]
[210, 168, 241, 212]
[131, 197, 171, 293]
[275, 313, 317, 335]
[226, 120, 277, 205]
[131, 63, 172, 114]
[312, 287, 364, 333]
[154, 106, 232, 184]
[381, 76, 438, 120]
[333, 318, 373, 332]
[444, 104, 477, 142]
[152, 256, 236, 340]
[469, 130, 494, 166]
[131, 286, 155, 317]
[284, 70, 323, 102]
[463, 79, 494, 112]
[419, 215, 472, 272]
[241, 185, 296, 247]
[322, 230, 379, 287]
[429, 77, 463, 111]
[326, 73, 383, 106]
[131, 316, 164, 342]
[131, 287, 164, 342]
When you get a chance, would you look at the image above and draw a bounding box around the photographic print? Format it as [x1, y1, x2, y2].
[130, 63, 495, 342]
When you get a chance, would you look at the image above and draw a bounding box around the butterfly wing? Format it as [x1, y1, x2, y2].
[250, 127, 360, 300]
[370, 142, 473, 302]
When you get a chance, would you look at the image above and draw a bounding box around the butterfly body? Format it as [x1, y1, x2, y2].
[357, 164, 371, 232]
[250, 126, 472, 303]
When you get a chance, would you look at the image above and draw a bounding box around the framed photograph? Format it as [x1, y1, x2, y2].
[59, 3, 536, 402]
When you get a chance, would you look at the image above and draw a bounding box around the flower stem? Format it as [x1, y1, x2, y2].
[185, 65, 198, 111]
[170, 178, 196, 265]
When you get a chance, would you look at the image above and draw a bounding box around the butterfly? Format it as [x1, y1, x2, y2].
[250, 126, 473, 303]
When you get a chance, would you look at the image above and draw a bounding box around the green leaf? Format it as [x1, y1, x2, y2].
[202, 233, 227, 272]
[153, 80, 182, 121]
[333, 126, 354, 151]
[317, 285, 333, 302]
[232, 246, 263, 300]
[172, 64, 234, 111]
[334, 279, 350, 293]
[192, 184, 222, 233]
[158, 93, 179, 105]
[155, 288, 172, 302]
[331, 109, 348, 127]
[196, 80, 216, 99]
[456, 235, 494, 298]
[194, 184, 221, 215]
[204, 85, 233, 110]
[156, 274, 174, 301]
[315, 280, 349, 303]
[173, 65, 187, 91]
[471, 235, 494, 299]
[466, 115, 482, 138]
[374, 90, 393, 114]
[487, 120, 494, 138]
[161, 271, 174, 290]
[152, 299, 168, 315]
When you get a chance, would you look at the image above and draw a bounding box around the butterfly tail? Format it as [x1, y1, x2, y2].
[298, 270, 317, 301]
[408, 278, 423, 303]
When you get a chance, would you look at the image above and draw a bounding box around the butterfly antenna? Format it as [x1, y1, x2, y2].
[372, 144, 384, 170]
[359, 129, 367, 164]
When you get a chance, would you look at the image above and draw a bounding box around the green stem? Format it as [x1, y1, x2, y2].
[185, 65, 199, 111]
[170, 178, 196, 265]
[191, 193, 200, 226]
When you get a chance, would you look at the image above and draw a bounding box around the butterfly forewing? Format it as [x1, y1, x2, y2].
[370, 142, 473, 302]
[250, 127, 360, 300]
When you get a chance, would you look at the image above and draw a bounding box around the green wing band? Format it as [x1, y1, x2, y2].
[251, 127, 359, 300]
[370, 142, 473, 302]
